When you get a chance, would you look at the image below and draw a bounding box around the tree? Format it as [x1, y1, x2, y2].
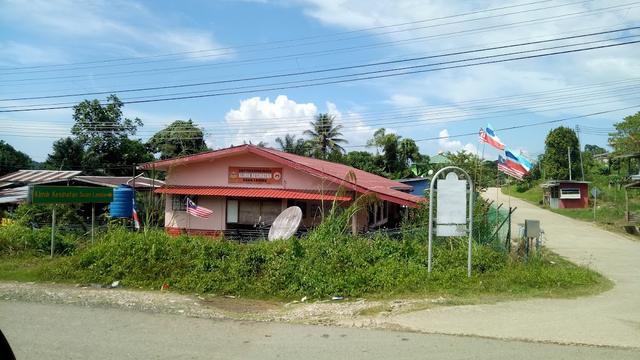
[341, 151, 384, 175]
[398, 138, 421, 167]
[148, 120, 208, 160]
[543, 126, 580, 180]
[609, 111, 640, 154]
[69, 95, 151, 175]
[303, 113, 347, 158]
[0, 141, 33, 175]
[275, 134, 310, 156]
[44, 137, 84, 170]
[584, 144, 607, 155]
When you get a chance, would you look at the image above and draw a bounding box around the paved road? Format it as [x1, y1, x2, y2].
[384, 188, 640, 348]
[1, 301, 638, 359]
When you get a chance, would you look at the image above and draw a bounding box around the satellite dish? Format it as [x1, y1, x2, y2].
[268, 206, 303, 241]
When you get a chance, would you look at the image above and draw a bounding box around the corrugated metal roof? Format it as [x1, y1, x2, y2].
[155, 186, 351, 201]
[0, 186, 28, 204]
[140, 145, 424, 207]
[74, 176, 164, 188]
[0, 170, 82, 184]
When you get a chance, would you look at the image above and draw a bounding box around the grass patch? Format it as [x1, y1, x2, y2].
[0, 201, 610, 301]
[501, 184, 543, 205]
[0, 230, 609, 301]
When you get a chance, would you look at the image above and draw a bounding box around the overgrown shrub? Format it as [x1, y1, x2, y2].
[0, 223, 78, 256]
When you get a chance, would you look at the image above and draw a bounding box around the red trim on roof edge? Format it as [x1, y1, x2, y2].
[139, 145, 423, 207]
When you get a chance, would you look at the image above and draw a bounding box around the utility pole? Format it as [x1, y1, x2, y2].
[568, 146, 572, 181]
[575, 125, 585, 181]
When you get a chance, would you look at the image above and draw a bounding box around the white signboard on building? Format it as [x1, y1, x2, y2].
[436, 172, 467, 236]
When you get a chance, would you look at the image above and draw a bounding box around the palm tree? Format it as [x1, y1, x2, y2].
[303, 113, 347, 159]
[275, 134, 309, 155]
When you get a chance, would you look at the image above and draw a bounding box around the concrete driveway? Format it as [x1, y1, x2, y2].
[383, 188, 640, 348]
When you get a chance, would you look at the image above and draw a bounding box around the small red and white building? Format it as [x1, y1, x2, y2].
[139, 145, 424, 236]
[542, 180, 590, 209]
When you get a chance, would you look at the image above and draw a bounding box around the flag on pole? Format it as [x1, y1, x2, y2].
[186, 198, 213, 218]
[479, 124, 505, 150]
[498, 155, 525, 180]
[504, 149, 530, 173]
[132, 197, 140, 230]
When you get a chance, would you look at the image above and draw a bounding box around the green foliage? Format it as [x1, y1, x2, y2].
[275, 134, 311, 156]
[543, 126, 581, 180]
[341, 151, 384, 175]
[47, 94, 153, 175]
[18, 199, 602, 300]
[10, 203, 87, 228]
[584, 144, 607, 155]
[147, 120, 208, 159]
[303, 113, 347, 159]
[0, 223, 78, 256]
[44, 137, 84, 171]
[609, 111, 640, 154]
[0, 140, 34, 175]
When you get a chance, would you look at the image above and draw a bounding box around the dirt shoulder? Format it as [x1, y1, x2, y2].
[0, 280, 461, 327]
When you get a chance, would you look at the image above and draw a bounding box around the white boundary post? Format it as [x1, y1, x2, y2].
[428, 166, 474, 277]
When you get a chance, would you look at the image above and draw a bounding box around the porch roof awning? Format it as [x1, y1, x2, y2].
[155, 186, 351, 201]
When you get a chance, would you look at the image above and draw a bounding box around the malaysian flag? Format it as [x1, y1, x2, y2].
[186, 198, 213, 218]
[132, 197, 140, 230]
[498, 155, 525, 180]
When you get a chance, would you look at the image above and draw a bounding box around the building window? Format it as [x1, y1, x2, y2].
[227, 199, 238, 223]
[550, 186, 560, 199]
[560, 188, 581, 199]
[172, 195, 196, 211]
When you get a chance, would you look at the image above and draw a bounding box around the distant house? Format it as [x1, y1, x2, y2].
[138, 144, 424, 236]
[396, 177, 429, 197]
[430, 153, 451, 166]
[541, 180, 590, 209]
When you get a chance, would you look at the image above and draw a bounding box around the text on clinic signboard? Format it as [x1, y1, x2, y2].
[30, 186, 113, 204]
[228, 167, 283, 184]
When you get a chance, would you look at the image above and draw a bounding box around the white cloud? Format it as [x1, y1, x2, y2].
[224, 95, 318, 147]
[437, 129, 477, 155]
[297, 0, 640, 121]
[0, 0, 231, 63]
[222, 95, 375, 149]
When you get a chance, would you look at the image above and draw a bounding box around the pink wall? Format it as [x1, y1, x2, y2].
[166, 153, 340, 191]
[164, 153, 344, 231]
[558, 182, 589, 209]
[165, 196, 226, 230]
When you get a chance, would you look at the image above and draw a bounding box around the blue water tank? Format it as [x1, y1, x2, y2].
[110, 185, 134, 218]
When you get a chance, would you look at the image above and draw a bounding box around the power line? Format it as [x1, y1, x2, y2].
[2, 27, 636, 103]
[0, 0, 572, 72]
[3, 81, 637, 135]
[2, 38, 637, 113]
[3, 92, 637, 140]
[3, 1, 635, 85]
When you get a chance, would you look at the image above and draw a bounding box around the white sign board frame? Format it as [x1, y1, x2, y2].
[428, 166, 474, 277]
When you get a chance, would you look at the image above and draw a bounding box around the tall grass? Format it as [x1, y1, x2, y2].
[27, 201, 603, 300]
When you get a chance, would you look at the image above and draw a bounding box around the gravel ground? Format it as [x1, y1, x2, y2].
[0, 281, 447, 326]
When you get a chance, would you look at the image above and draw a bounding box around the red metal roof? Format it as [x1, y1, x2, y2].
[155, 186, 352, 201]
[139, 145, 424, 207]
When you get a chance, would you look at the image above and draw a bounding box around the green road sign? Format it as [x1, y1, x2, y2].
[30, 185, 113, 204]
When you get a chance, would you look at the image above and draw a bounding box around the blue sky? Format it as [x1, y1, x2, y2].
[1, 0, 639, 162]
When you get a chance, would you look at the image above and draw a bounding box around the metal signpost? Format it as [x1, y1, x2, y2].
[29, 186, 113, 257]
[428, 166, 474, 277]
